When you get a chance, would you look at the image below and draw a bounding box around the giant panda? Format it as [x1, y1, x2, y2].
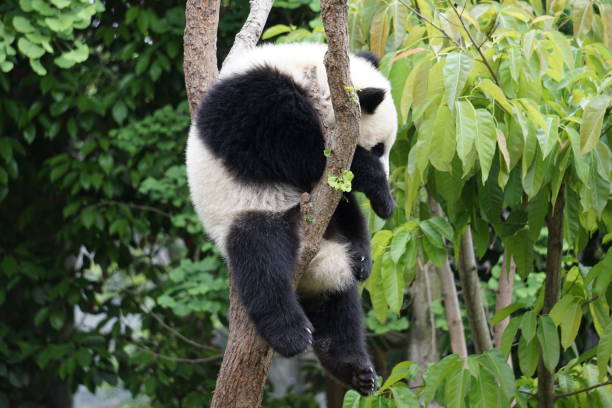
[186, 42, 397, 395]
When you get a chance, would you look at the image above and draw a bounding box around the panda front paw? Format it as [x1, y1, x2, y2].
[351, 251, 372, 281]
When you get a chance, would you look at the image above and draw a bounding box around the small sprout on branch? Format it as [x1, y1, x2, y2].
[327, 170, 354, 192]
[323, 149, 332, 157]
[304, 215, 316, 224]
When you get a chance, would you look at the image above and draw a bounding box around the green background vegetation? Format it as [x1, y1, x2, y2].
[0, 0, 610, 407]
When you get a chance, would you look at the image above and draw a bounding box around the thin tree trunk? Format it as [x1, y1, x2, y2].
[429, 198, 468, 358]
[409, 261, 440, 385]
[183, 0, 221, 114]
[182, 0, 362, 406]
[537, 186, 565, 408]
[494, 253, 515, 354]
[457, 227, 493, 353]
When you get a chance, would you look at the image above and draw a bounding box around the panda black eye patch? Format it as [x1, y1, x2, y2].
[371, 143, 384, 157]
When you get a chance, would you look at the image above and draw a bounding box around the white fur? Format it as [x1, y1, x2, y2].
[187, 43, 397, 293]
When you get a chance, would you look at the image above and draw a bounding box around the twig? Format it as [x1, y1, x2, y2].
[555, 381, 612, 399]
[131, 343, 222, 364]
[147, 309, 219, 351]
[446, 0, 500, 86]
[398, 0, 460, 47]
[519, 389, 537, 397]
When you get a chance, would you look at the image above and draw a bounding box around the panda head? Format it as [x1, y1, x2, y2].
[352, 51, 398, 178]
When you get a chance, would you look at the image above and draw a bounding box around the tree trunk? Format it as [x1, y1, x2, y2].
[457, 227, 493, 353]
[183, 0, 220, 114]
[429, 198, 468, 358]
[409, 261, 440, 385]
[537, 186, 565, 408]
[494, 253, 515, 353]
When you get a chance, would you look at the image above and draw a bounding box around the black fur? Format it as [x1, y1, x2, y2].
[356, 51, 380, 68]
[357, 88, 386, 114]
[197, 66, 326, 191]
[226, 206, 314, 358]
[327, 193, 372, 281]
[301, 286, 378, 396]
[351, 146, 395, 219]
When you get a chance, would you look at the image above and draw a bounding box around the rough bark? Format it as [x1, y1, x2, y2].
[457, 227, 493, 353]
[222, 0, 274, 69]
[494, 253, 515, 352]
[409, 261, 440, 386]
[182, 0, 361, 406]
[429, 199, 468, 358]
[537, 186, 565, 408]
[183, 0, 221, 114]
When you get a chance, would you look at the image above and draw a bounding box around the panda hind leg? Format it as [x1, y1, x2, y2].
[301, 286, 378, 396]
[227, 208, 313, 358]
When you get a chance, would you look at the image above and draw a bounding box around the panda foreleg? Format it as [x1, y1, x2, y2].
[301, 286, 378, 396]
[330, 192, 372, 281]
[350, 146, 395, 219]
[226, 208, 313, 358]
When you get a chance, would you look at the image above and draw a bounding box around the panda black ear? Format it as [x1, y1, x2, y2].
[356, 51, 380, 69]
[357, 88, 385, 114]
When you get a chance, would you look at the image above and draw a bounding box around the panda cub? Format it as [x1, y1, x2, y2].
[186, 43, 397, 395]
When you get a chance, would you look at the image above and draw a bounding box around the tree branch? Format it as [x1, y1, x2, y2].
[494, 251, 515, 364]
[131, 343, 222, 364]
[457, 227, 493, 353]
[222, 0, 275, 69]
[429, 198, 467, 358]
[446, 0, 500, 86]
[555, 380, 612, 399]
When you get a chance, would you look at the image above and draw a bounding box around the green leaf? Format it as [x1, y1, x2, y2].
[480, 350, 516, 399]
[470, 368, 502, 408]
[13, 16, 34, 33]
[262, 24, 291, 40]
[17, 37, 44, 59]
[342, 390, 361, 408]
[366, 260, 388, 323]
[380, 361, 417, 391]
[429, 103, 456, 171]
[371, 230, 393, 261]
[580, 95, 610, 154]
[455, 100, 477, 173]
[423, 354, 460, 403]
[390, 384, 420, 407]
[49, 309, 64, 330]
[597, 323, 612, 381]
[443, 52, 473, 111]
[518, 336, 539, 377]
[500, 316, 520, 358]
[444, 368, 469, 408]
[521, 310, 537, 342]
[390, 228, 411, 264]
[475, 109, 496, 184]
[112, 101, 127, 124]
[478, 79, 512, 114]
[381, 252, 401, 314]
[550, 295, 583, 349]
[491, 302, 526, 326]
[537, 316, 560, 373]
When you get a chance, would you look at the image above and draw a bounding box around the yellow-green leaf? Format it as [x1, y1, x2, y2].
[478, 79, 512, 114]
[370, 10, 390, 58]
[580, 95, 610, 154]
[430, 103, 456, 171]
[443, 52, 473, 111]
[475, 109, 496, 184]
